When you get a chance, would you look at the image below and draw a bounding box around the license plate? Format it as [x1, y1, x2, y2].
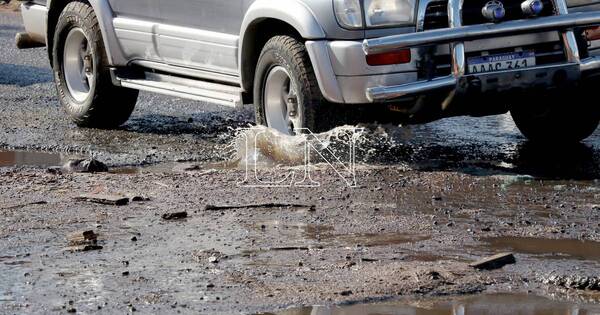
[468, 51, 536, 74]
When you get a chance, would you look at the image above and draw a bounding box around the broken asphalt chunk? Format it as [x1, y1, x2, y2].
[65, 230, 102, 252]
[162, 211, 188, 220]
[74, 194, 129, 206]
[470, 252, 516, 270]
[67, 230, 98, 246]
[130, 195, 150, 202]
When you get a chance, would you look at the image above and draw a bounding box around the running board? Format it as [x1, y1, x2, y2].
[113, 71, 243, 108]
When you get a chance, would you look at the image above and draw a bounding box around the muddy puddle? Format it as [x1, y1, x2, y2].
[260, 293, 600, 315]
[0, 150, 65, 167]
[481, 237, 600, 262]
[255, 221, 430, 249]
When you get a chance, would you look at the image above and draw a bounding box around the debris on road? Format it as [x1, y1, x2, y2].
[192, 249, 227, 264]
[130, 195, 151, 202]
[208, 256, 219, 264]
[470, 253, 516, 270]
[162, 211, 188, 220]
[204, 203, 316, 211]
[74, 193, 129, 206]
[63, 158, 109, 173]
[65, 230, 102, 252]
[67, 230, 98, 245]
[0, 200, 47, 210]
[65, 244, 103, 252]
[269, 246, 310, 251]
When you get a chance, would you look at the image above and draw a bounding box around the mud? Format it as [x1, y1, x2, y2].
[2, 9, 600, 315]
[261, 293, 600, 315]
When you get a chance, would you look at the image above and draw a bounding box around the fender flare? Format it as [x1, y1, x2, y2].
[239, 0, 326, 91]
[47, 0, 127, 66]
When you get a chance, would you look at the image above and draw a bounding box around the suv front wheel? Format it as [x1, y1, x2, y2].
[254, 35, 334, 135]
[53, 0, 138, 128]
[510, 85, 600, 143]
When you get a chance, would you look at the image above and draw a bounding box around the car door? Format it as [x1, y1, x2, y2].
[109, 0, 162, 62]
[156, 0, 244, 75]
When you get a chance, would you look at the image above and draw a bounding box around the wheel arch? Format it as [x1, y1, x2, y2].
[239, 0, 326, 101]
[46, 0, 126, 67]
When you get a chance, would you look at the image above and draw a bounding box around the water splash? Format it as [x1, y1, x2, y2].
[221, 125, 406, 169]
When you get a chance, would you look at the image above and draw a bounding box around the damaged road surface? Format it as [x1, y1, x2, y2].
[3, 8, 600, 315]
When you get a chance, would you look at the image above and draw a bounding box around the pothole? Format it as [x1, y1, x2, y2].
[258, 293, 600, 315]
[481, 236, 600, 262]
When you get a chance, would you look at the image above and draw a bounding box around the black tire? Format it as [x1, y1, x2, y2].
[52, 0, 138, 128]
[510, 85, 600, 143]
[253, 35, 334, 134]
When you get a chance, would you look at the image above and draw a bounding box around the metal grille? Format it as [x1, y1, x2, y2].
[423, 1, 449, 30]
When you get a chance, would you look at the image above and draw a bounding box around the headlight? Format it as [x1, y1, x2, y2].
[334, 0, 364, 29]
[364, 0, 416, 27]
[333, 0, 416, 30]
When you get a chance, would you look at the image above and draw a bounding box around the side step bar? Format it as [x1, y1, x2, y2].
[113, 71, 243, 108]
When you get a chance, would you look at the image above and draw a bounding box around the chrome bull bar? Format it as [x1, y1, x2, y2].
[363, 0, 600, 102]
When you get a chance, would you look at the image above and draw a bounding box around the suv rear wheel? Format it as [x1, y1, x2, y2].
[53, 0, 138, 128]
[510, 85, 600, 143]
[254, 35, 334, 135]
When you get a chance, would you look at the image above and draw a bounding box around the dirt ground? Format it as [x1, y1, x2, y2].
[2, 8, 600, 315]
[2, 165, 600, 314]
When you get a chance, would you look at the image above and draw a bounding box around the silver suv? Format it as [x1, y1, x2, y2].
[15, 0, 600, 142]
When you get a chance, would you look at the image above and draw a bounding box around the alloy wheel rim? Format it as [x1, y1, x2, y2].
[63, 28, 93, 103]
[263, 66, 301, 135]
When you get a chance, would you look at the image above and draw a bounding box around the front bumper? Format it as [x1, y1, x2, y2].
[362, 0, 600, 102]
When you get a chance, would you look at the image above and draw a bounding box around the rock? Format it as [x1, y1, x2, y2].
[162, 211, 188, 220]
[470, 253, 516, 270]
[339, 290, 353, 296]
[47, 167, 63, 175]
[67, 230, 98, 246]
[130, 195, 150, 202]
[74, 194, 129, 206]
[63, 159, 108, 173]
[65, 230, 102, 252]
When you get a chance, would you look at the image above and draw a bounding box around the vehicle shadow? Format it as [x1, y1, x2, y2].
[0, 63, 52, 86]
[408, 141, 600, 180]
[509, 141, 600, 180]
